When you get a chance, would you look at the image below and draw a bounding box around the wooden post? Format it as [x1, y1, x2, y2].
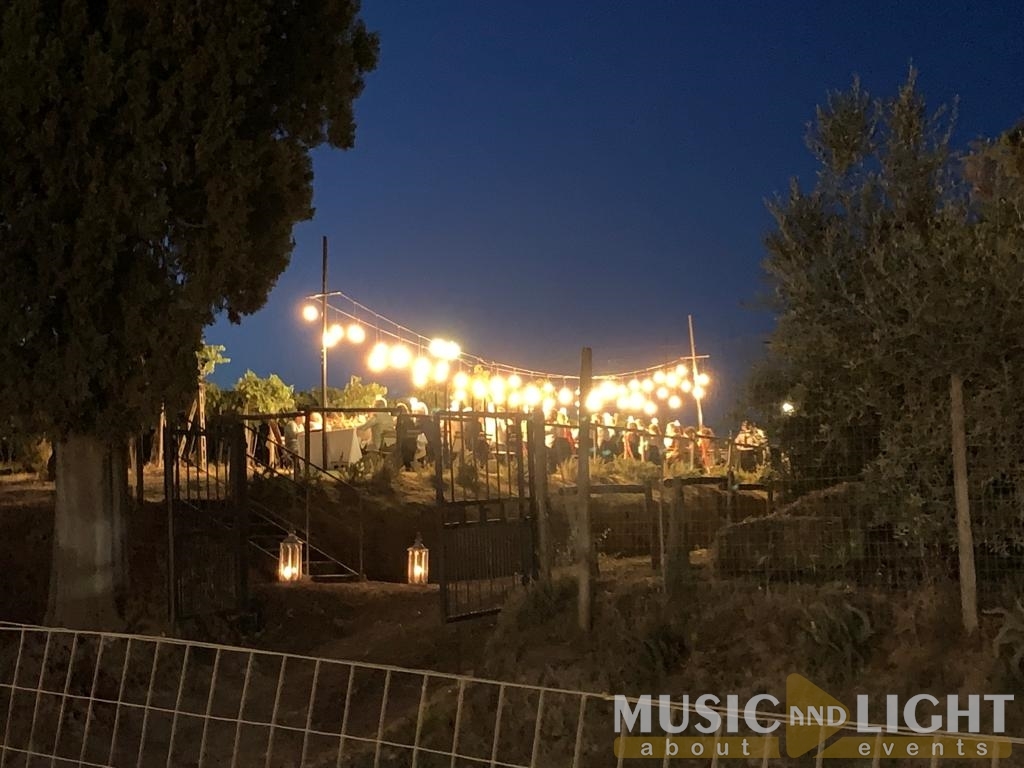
[197, 381, 207, 469]
[644, 480, 658, 571]
[153, 406, 165, 468]
[230, 420, 249, 612]
[950, 373, 978, 635]
[531, 408, 552, 584]
[665, 479, 688, 595]
[577, 347, 594, 632]
[135, 433, 145, 508]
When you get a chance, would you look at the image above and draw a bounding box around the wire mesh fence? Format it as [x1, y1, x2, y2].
[2, 623, 1019, 767]
[557, 420, 1024, 610]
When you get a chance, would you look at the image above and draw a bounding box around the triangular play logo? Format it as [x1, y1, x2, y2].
[785, 674, 850, 757]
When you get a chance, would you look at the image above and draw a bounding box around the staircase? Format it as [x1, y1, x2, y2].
[242, 423, 362, 583]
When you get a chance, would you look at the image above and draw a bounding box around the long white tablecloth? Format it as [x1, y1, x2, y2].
[299, 428, 362, 468]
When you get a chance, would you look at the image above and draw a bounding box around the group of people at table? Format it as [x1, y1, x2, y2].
[270, 399, 768, 475]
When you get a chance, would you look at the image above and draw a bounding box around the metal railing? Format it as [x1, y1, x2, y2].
[2, 623, 1018, 767]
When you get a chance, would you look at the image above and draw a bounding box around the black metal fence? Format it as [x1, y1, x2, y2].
[164, 420, 248, 627]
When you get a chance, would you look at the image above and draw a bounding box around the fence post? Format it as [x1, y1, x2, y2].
[645, 479, 659, 571]
[949, 373, 978, 636]
[664, 479, 690, 596]
[164, 421, 177, 628]
[577, 347, 594, 632]
[231, 420, 250, 613]
[530, 408, 552, 584]
[134, 433, 145, 508]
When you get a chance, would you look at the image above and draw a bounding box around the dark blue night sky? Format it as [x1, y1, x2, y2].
[207, 0, 1023, 428]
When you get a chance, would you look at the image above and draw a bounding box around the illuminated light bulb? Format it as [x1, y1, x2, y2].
[628, 392, 645, 411]
[692, 385, 705, 400]
[585, 391, 603, 412]
[524, 384, 542, 407]
[428, 338, 447, 358]
[668, 395, 682, 410]
[628, 378, 641, 392]
[413, 356, 432, 378]
[389, 344, 412, 369]
[346, 323, 366, 344]
[599, 380, 617, 396]
[508, 391, 522, 408]
[368, 343, 389, 372]
[433, 359, 450, 383]
[665, 372, 679, 388]
[644, 401, 658, 417]
[616, 396, 630, 411]
[471, 378, 488, 400]
[542, 397, 556, 413]
[557, 387, 573, 406]
[412, 370, 430, 389]
[653, 370, 666, 384]
[656, 386, 669, 400]
[323, 324, 344, 348]
[507, 374, 522, 390]
[696, 372, 710, 387]
[676, 364, 688, 378]
[453, 371, 469, 389]
[302, 304, 319, 322]
[680, 379, 693, 393]
[445, 341, 461, 360]
[541, 381, 555, 393]
[453, 389, 467, 404]
[641, 378, 655, 393]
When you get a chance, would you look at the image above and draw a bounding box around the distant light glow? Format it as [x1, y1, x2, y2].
[653, 370, 666, 384]
[302, 304, 319, 323]
[692, 385, 705, 400]
[656, 386, 669, 400]
[368, 343, 389, 373]
[696, 372, 710, 386]
[557, 387, 573, 406]
[346, 323, 366, 344]
[433, 359, 450, 383]
[782, 401, 796, 415]
[643, 401, 658, 416]
[668, 395, 682, 409]
[389, 344, 412, 369]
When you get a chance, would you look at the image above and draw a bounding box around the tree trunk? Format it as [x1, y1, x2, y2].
[46, 433, 127, 629]
[949, 373, 978, 636]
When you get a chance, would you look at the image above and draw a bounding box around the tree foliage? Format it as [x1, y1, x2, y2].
[197, 344, 230, 380]
[754, 72, 1024, 541]
[234, 370, 295, 414]
[0, 0, 378, 439]
[295, 375, 388, 409]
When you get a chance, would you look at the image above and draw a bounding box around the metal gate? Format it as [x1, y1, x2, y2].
[165, 418, 248, 626]
[433, 410, 538, 621]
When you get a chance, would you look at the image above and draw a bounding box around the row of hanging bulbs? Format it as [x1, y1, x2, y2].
[302, 304, 710, 415]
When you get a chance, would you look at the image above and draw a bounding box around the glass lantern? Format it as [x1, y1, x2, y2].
[407, 533, 429, 585]
[279, 532, 303, 582]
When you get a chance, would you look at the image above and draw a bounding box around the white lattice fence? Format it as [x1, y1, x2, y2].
[4, 623, 1017, 767]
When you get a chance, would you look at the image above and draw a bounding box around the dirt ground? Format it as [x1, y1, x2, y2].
[0, 470, 496, 676]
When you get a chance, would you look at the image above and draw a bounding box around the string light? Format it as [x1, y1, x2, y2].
[300, 290, 714, 413]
